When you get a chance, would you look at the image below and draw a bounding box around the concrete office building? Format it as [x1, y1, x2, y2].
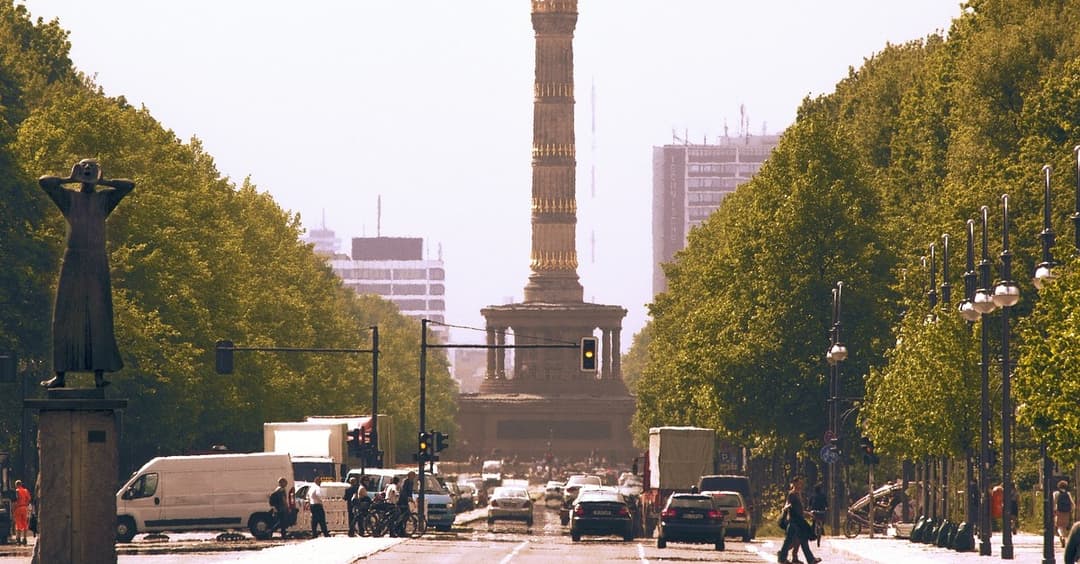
[652, 134, 781, 295]
[328, 237, 448, 343]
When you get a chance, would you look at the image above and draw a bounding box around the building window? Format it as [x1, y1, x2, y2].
[356, 283, 392, 295]
[428, 299, 445, 311]
[355, 268, 391, 280]
[392, 268, 427, 280]
[430, 284, 445, 296]
[392, 284, 427, 295]
[429, 268, 445, 281]
[392, 299, 427, 311]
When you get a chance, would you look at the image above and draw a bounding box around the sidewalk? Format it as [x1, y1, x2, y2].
[824, 532, 1061, 564]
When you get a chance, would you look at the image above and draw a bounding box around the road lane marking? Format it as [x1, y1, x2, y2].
[637, 542, 649, 564]
[498, 539, 529, 564]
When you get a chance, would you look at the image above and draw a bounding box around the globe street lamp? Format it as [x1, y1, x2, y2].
[973, 205, 996, 557]
[993, 194, 1020, 560]
[826, 281, 847, 536]
[1033, 165, 1057, 564]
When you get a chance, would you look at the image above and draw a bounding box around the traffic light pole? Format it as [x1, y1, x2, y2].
[215, 328, 382, 465]
[418, 320, 428, 526]
[415, 320, 594, 528]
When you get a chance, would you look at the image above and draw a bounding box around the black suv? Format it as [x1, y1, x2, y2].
[697, 474, 755, 538]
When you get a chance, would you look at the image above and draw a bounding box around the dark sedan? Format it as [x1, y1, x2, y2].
[569, 490, 634, 542]
[657, 493, 725, 550]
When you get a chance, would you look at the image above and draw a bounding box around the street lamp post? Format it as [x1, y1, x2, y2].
[1033, 165, 1057, 564]
[992, 194, 1021, 560]
[827, 281, 847, 537]
[972, 205, 997, 556]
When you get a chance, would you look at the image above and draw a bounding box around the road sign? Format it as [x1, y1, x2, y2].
[824, 430, 836, 443]
[821, 445, 839, 464]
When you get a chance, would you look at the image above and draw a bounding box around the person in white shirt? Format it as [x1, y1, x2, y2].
[384, 476, 400, 506]
[309, 477, 330, 537]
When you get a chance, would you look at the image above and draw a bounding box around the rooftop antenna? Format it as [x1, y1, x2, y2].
[438, 242, 443, 261]
[590, 229, 596, 264]
[590, 76, 597, 198]
[376, 195, 381, 237]
[321, 208, 327, 229]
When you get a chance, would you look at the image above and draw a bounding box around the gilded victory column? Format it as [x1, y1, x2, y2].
[457, 0, 634, 463]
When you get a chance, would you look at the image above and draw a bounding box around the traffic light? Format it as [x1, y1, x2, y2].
[347, 428, 362, 455]
[418, 431, 431, 461]
[215, 340, 233, 374]
[859, 436, 879, 465]
[580, 337, 598, 372]
[0, 351, 15, 383]
[434, 431, 449, 453]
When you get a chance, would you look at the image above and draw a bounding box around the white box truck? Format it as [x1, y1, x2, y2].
[263, 421, 349, 482]
[115, 452, 293, 542]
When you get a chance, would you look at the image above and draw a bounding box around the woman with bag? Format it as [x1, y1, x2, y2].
[776, 476, 821, 564]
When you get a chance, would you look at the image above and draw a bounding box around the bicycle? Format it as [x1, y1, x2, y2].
[364, 502, 426, 538]
[811, 510, 826, 547]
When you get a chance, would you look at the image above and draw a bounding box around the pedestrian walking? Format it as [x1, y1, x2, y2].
[269, 477, 291, 539]
[13, 480, 31, 545]
[777, 476, 821, 564]
[309, 477, 330, 537]
[1055, 480, 1074, 547]
[1066, 521, 1080, 564]
[345, 476, 360, 536]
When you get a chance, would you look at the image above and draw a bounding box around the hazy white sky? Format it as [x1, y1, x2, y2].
[22, 1, 963, 349]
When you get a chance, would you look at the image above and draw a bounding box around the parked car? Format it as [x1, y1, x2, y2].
[703, 490, 752, 541]
[569, 489, 634, 542]
[487, 486, 533, 528]
[656, 493, 725, 551]
[697, 474, 755, 537]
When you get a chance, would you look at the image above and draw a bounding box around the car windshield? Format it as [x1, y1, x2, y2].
[483, 461, 501, 472]
[566, 475, 602, 487]
[669, 495, 713, 508]
[493, 487, 528, 499]
[711, 493, 742, 507]
[578, 491, 622, 504]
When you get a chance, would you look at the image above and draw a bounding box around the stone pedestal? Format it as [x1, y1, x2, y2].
[25, 388, 126, 564]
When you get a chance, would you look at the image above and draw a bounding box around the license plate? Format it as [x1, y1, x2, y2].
[683, 513, 703, 519]
[592, 510, 611, 516]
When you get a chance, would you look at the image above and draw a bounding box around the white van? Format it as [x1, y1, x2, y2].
[115, 452, 293, 541]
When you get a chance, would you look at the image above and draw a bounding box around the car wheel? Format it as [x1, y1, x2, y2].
[115, 516, 137, 543]
[560, 515, 569, 526]
[715, 538, 725, 551]
[656, 536, 666, 549]
[742, 530, 751, 542]
[571, 531, 581, 542]
[248, 513, 274, 540]
[487, 518, 494, 526]
[526, 519, 534, 527]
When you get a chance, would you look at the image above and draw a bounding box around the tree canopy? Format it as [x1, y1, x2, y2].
[634, 0, 1080, 468]
[0, 2, 456, 473]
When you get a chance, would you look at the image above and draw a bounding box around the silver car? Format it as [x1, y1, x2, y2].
[487, 486, 533, 527]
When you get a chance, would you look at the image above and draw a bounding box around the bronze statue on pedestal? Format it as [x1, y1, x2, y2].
[38, 159, 134, 389]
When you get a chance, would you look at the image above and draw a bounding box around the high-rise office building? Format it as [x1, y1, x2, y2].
[328, 237, 448, 342]
[652, 134, 781, 295]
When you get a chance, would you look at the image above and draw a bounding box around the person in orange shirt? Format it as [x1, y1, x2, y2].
[991, 484, 1004, 521]
[13, 480, 31, 545]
